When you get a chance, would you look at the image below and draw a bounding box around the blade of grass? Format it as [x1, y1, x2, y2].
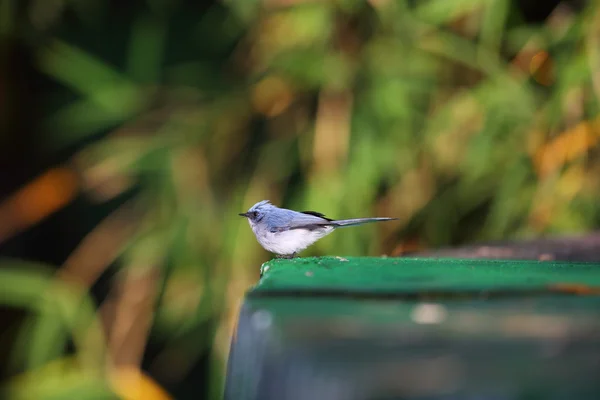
[0, 264, 106, 372]
[415, 0, 486, 25]
[126, 13, 167, 84]
[44, 98, 134, 144]
[37, 40, 145, 144]
[479, 0, 509, 64]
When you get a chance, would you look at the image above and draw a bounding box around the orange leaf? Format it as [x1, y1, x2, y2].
[533, 118, 600, 177]
[0, 166, 78, 242]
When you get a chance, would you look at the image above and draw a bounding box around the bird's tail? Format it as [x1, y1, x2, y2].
[331, 217, 397, 227]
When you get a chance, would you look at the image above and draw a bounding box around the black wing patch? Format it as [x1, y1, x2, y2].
[288, 224, 334, 231]
[301, 211, 334, 221]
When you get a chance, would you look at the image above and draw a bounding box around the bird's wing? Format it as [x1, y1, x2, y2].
[266, 210, 334, 232]
[300, 211, 334, 221]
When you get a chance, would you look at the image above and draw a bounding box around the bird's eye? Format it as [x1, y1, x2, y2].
[251, 211, 258, 218]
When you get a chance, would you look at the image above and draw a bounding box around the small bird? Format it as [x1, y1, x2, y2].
[239, 200, 397, 258]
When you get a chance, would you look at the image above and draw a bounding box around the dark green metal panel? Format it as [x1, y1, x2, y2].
[225, 257, 600, 400]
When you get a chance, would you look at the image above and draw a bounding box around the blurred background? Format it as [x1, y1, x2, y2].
[0, 0, 599, 398]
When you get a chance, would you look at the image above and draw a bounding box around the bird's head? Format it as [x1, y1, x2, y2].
[238, 200, 272, 225]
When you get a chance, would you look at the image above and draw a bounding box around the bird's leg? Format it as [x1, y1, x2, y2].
[276, 253, 297, 259]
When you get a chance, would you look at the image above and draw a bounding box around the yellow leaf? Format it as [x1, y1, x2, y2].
[111, 367, 173, 400]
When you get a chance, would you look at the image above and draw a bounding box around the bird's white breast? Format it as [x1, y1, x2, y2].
[251, 224, 334, 255]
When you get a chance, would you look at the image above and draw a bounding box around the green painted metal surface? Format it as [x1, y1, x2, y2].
[226, 257, 600, 400]
[255, 256, 600, 292]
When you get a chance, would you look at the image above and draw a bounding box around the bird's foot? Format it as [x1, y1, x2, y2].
[276, 253, 297, 259]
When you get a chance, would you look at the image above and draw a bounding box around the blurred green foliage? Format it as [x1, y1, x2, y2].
[1, 0, 600, 399]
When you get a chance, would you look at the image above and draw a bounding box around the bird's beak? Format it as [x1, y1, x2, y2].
[239, 212, 249, 218]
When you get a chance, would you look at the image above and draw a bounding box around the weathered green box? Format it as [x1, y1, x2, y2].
[225, 257, 600, 400]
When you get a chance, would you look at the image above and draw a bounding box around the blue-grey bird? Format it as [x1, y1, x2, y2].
[239, 200, 397, 258]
